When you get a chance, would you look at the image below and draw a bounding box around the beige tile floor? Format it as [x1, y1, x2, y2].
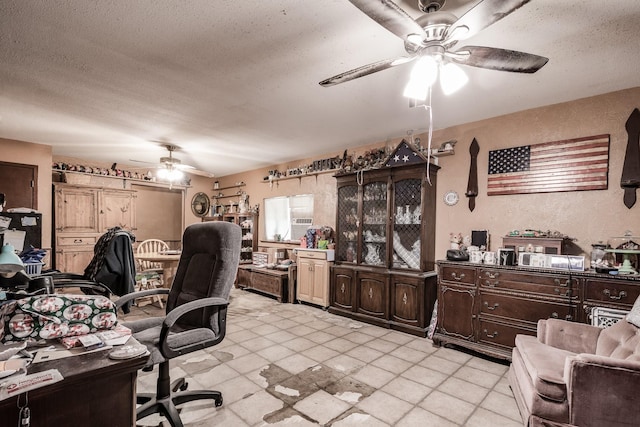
[123, 288, 523, 427]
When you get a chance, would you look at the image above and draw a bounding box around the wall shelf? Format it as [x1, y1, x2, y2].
[212, 183, 245, 192]
[261, 169, 338, 184]
[52, 169, 190, 189]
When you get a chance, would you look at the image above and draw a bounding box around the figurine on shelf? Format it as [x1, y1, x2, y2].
[238, 192, 249, 214]
[450, 232, 463, 250]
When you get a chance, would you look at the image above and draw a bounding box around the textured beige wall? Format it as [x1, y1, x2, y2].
[221, 87, 640, 262]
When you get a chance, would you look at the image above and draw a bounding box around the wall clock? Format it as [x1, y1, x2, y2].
[444, 191, 459, 206]
[191, 192, 210, 217]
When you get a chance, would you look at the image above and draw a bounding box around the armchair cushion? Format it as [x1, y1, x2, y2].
[626, 295, 640, 328]
[595, 317, 640, 359]
[515, 334, 572, 402]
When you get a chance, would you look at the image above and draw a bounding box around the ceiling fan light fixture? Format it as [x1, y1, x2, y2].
[440, 62, 468, 95]
[157, 166, 184, 182]
[403, 56, 438, 100]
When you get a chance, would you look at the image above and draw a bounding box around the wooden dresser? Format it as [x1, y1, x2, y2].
[434, 260, 640, 360]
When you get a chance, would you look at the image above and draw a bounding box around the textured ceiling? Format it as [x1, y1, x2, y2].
[1, 0, 639, 177]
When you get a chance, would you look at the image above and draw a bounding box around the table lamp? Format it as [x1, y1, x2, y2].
[0, 244, 24, 275]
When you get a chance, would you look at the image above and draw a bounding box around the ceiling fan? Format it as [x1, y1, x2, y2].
[319, 0, 548, 94]
[130, 143, 214, 179]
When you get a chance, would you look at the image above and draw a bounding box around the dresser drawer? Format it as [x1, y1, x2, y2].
[478, 268, 578, 298]
[478, 318, 535, 350]
[584, 279, 640, 309]
[57, 235, 98, 247]
[439, 265, 476, 285]
[480, 291, 575, 324]
[296, 249, 332, 260]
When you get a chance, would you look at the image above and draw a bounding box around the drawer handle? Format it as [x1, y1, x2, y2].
[484, 302, 499, 311]
[554, 278, 570, 287]
[554, 288, 571, 297]
[450, 272, 465, 281]
[484, 271, 499, 279]
[368, 287, 373, 299]
[483, 280, 498, 288]
[603, 289, 627, 301]
[340, 283, 345, 293]
[551, 312, 559, 318]
[483, 329, 498, 338]
[74, 239, 83, 244]
[402, 292, 408, 305]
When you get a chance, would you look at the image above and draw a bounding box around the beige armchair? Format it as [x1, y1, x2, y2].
[509, 314, 640, 427]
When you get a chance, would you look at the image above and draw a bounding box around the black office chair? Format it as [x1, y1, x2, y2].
[116, 221, 241, 427]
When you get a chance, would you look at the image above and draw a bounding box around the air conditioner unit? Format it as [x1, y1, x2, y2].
[291, 218, 313, 240]
[292, 218, 313, 225]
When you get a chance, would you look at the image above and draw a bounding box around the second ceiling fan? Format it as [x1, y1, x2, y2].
[319, 0, 548, 93]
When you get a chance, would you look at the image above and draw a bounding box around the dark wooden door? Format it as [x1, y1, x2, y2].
[0, 161, 37, 209]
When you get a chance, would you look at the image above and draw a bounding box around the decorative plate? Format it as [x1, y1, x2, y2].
[444, 191, 459, 206]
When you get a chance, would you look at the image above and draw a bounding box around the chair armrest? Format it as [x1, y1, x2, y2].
[53, 280, 113, 298]
[115, 288, 170, 309]
[159, 297, 229, 358]
[538, 318, 602, 353]
[564, 353, 640, 426]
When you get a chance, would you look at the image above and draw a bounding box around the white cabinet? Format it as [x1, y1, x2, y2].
[296, 249, 334, 307]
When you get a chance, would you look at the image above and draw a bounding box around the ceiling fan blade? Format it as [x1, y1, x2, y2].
[128, 159, 157, 165]
[320, 56, 415, 87]
[449, 46, 548, 73]
[184, 168, 215, 178]
[444, 0, 531, 43]
[348, 0, 427, 43]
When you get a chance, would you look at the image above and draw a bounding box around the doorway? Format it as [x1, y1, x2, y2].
[0, 161, 37, 209]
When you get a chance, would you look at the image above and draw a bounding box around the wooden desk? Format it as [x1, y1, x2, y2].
[136, 252, 181, 287]
[0, 339, 148, 427]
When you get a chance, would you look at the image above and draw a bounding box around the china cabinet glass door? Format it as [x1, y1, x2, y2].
[361, 181, 387, 266]
[336, 185, 358, 263]
[392, 178, 422, 269]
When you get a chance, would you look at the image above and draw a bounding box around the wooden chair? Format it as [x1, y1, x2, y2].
[137, 239, 171, 273]
[135, 239, 170, 308]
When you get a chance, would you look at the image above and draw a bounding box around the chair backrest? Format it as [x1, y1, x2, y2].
[136, 239, 170, 271]
[166, 222, 241, 332]
[596, 318, 640, 361]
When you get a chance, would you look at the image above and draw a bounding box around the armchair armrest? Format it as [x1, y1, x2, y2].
[159, 297, 229, 359]
[564, 353, 640, 426]
[538, 318, 602, 354]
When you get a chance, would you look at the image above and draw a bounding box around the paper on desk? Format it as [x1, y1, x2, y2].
[0, 369, 63, 401]
[32, 344, 112, 364]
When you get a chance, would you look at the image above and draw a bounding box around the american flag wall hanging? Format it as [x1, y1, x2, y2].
[487, 134, 610, 196]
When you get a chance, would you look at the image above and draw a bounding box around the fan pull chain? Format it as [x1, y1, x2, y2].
[17, 393, 30, 427]
[423, 85, 433, 186]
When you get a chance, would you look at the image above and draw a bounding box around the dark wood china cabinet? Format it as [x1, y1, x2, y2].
[329, 142, 439, 336]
